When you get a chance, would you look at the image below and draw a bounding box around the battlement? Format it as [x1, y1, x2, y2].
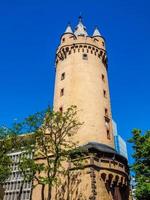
[60, 33, 105, 48]
[56, 38, 107, 67]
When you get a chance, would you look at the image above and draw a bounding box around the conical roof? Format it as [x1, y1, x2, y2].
[65, 24, 73, 34]
[74, 16, 88, 36]
[93, 27, 101, 37]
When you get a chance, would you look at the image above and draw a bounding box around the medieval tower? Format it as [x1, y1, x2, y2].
[54, 17, 113, 148]
[32, 17, 130, 200]
[53, 17, 130, 200]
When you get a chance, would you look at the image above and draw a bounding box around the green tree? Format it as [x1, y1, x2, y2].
[129, 129, 150, 200]
[0, 123, 35, 200]
[18, 106, 83, 200]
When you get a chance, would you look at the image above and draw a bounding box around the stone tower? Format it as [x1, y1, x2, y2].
[54, 17, 114, 148]
[53, 17, 130, 200]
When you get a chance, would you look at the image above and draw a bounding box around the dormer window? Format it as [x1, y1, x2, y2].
[62, 38, 65, 42]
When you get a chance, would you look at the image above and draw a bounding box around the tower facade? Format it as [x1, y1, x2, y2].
[53, 17, 130, 200]
[54, 17, 114, 148]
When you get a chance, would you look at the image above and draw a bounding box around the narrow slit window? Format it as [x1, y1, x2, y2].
[105, 108, 108, 116]
[60, 88, 64, 96]
[103, 90, 107, 98]
[102, 74, 105, 82]
[107, 130, 110, 139]
[61, 72, 65, 80]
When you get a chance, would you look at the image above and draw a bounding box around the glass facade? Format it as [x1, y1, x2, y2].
[3, 151, 32, 200]
[112, 119, 128, 159]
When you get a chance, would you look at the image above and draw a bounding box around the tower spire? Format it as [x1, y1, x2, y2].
[74, 16, 88, 36]
[93, 26, 101, 37]
[64, 23, 73, 34]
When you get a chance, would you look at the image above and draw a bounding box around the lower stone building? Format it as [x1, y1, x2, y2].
[32, 142, 129, 200]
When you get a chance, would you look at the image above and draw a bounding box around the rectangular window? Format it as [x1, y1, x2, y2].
[82, 53, 88, 60]
[103, 90, 106, 98]
[61, 72, 65, 80]
[26, 191, 30, 199]
[60, 88, 64, 96]
[17, 182, 20, 189]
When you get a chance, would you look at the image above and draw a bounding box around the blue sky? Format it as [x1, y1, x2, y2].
[0, 0, 150, 164]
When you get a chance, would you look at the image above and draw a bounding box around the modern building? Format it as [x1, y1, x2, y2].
[2, 149, 32, 200]
[32, 17, 130, 200]
[112, 120, 128, 159]
[130, 176, 136, 200]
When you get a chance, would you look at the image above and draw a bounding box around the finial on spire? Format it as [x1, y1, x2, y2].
[78, 15, 82, 23]
[93, 26, 101, 37]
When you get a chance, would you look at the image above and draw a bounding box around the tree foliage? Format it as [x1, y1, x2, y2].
[129, 129, 150, 200]
[18, 106, 83, 200]
[0, 127, 13, 184]
[0, 106, 83, 200]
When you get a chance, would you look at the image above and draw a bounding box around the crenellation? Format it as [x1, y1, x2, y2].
[56, 43, 107, 68]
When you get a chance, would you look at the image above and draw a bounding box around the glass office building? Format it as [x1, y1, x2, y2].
[112, 120, 128, 159]
[2, 150, 32, 200]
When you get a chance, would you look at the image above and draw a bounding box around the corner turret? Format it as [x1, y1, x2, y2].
[61, 23, 75, 44]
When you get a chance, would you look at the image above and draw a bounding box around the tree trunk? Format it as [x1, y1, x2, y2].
[67, 170, 70, 200]
[47, 184, 52, 200]
[41, 184, 45, 200]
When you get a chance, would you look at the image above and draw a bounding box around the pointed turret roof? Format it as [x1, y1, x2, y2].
[93, 27, 101, 37]
[74, 16, 88, 36]
[65, 23, 73, 34]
